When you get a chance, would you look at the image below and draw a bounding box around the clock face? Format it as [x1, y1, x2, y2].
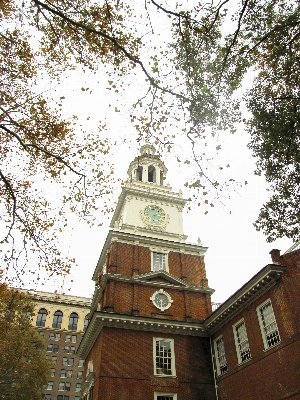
[144, 205, 166, 225]
[150, 289, 173, 311]
[154, 292, 169, 308]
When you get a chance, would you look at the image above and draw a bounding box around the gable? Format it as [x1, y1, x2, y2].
[133, 271, 188, 287]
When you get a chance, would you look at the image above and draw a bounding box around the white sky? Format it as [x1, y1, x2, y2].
[18, 3, 292, 304]
[34, 65, 292, 304]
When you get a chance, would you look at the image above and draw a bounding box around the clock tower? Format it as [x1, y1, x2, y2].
[78, 143, 216, 400]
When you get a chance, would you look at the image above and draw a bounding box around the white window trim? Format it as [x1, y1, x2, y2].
[213, 335, 228, 376]
[151, 251, 169, 272]
[256, 298, 281, 351]
[232, 318, 251, 365]
[154, 392, 177, 400]
[153, 337, 176, 377]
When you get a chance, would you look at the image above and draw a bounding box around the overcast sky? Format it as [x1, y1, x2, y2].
[19, 6, 293, 304]
[33, 65, 292, 303]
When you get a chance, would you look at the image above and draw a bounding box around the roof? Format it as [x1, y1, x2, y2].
[284, 240, 300, 255]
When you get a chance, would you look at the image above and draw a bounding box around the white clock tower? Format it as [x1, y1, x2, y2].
[110, 142, 187, 241]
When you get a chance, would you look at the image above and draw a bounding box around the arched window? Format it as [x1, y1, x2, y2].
[136, 166, 143, 181]
[52, 310, 63, 329]
[160, 170, 164, 186]
[148, 165, 156, 183]
[68, 312, 78, 331]
[36, 308, 47, 327]
[84, 315, 89, 331]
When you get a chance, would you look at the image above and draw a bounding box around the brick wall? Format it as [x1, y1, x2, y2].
[106, 242, 208, 286]
[85, 327, 216, 400]
[212, 249, 300, 400]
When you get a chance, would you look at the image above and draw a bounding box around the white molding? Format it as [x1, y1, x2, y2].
[205, 264, 286, 334]
[150, 289, 173, 311]
[77, 312, 206, 359]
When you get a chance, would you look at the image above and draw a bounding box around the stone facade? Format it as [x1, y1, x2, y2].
[28, 290, 91, 400]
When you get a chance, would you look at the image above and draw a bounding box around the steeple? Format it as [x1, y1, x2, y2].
[110, 142, 187, 241]
[127, 142, 168, 186]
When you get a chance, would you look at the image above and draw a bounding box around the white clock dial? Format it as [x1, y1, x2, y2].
[150, 289, 173, 311]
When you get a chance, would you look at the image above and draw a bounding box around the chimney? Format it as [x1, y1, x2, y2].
[269, 249, 281, 264]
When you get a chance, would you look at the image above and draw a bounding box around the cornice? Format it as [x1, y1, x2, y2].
[205, 264, 286, 334]
[18, 289, 91, 308]
[77, 312, 206, 359]
[110, 183, 187, 229]
[92, 230, 208, 281]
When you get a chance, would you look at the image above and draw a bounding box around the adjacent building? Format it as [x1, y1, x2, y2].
[29, 290, 91, 400]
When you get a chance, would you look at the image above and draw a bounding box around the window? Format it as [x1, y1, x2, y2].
[152, 252, 167, 272]
[233, 319, 251, 364]
[60, 369, 72, 378]
[57, 396, 69, 400]
[62, 358, 74, 366]
[84, 315, 89, 331]
[39, 331, 45, 338]
[42, 395, 51, 400]
[148, 165, 156, 182]
[50, 332, 61, 341]
[74, 397, 80, 400]
[75, 383, 82, 392]
[36, 308, 47, 327]
[66, 370, 73, 378]
[68, 312, 78, 331]
[154, 393, 177, 400]
[60, 369, 67, 378]
[65, 334, 77, 343]
[213, 336, 228, 375]
[77, 371, 83, 379]
[64, 345, 76, 354]
[78, 359, 84, 367]
[52, 310, 63, 329]
[51, 356, 57, 364]
[136, 166, 143, 181]
[58, 382, 71, 391]
[47, 344, 59, 353]
[46, 381, 53, 390]
[154, 338, 176, 376]
[50, 368, 56, 378]
[257, 299, 281, 350]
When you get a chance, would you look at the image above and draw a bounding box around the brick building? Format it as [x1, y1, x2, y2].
[77, 143, 300, 400]
[28, 290, 91, 400]
[208, 243, 300, 400]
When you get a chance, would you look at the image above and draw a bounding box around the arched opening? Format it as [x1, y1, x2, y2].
[52, 310, 63, 329]
[160, 170, 164, 186]
[136, 166, 143, 181]
[148, 165, 156, 183]
[36, 308, 47, 327]
[68, 312, 78, 331]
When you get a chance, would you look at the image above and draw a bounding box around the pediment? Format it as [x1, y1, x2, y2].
[133, 271, 188, 287]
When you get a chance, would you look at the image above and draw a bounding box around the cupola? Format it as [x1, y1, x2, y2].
[127, 143, 168, 186]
